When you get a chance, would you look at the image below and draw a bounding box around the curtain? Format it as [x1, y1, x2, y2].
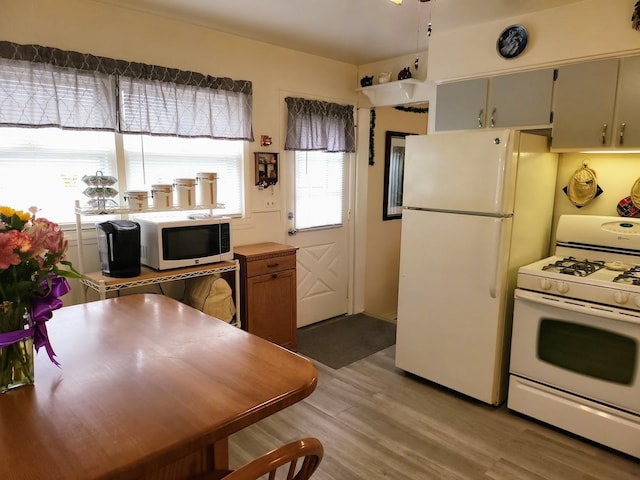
[0, 41, 253, 140]
[0, 58, 116, 131]
[119, 77, 252, 139]
[284, 97, 355, 153]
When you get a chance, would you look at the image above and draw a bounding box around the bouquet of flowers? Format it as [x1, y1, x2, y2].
[0, 206, 81, 392]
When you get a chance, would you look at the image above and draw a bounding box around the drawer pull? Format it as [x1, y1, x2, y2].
[272, 273, 278, 279]
[267, 263, 279, 268]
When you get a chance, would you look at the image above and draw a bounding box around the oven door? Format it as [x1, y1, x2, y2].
[511, 288, 640, 415]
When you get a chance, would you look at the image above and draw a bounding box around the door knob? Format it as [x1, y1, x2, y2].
[288, 228, 297, 236]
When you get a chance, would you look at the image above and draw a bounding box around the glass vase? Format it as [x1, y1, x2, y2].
[0, 303, 34, 393]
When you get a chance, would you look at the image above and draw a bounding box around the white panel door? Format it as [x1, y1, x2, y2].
[395, 209, 513, 405]
[286, 150, 351, 327]
[294, 227, 349, 327]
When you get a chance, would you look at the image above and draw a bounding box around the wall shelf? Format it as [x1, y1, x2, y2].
[73, 200, 238, 324]
[75, 203, 225, 216]
[357, 79, 423, 104]
[80, 261, 239, 299]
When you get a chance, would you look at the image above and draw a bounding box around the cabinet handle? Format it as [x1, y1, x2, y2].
[490, 108, 496, 128]
[478, 109, 484, 128]
[271, 273, 278, 279]
[601, 123, 608, 145]
[619, 122, 626, 146]
[267, 263, 279, 268]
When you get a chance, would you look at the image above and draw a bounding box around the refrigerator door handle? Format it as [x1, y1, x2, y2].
[489, 218, 504, 299]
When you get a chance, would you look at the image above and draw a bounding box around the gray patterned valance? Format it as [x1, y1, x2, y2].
[0, 41, 253, 140]
[0, 41, 251, 94]
[284, 97, 355, 153]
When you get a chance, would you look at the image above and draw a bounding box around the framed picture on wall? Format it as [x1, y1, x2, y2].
[383, 131, 409, 220]
[254, 152, 278, 188]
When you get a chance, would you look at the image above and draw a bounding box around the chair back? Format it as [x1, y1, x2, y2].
[224, 437, 323, 480]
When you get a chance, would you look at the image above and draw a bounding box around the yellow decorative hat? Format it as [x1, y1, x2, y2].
[567, 163, 598, 208]
[631, 177, 640, 208]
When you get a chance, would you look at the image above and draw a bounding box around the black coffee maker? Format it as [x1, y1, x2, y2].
[96, 220, 141, 277]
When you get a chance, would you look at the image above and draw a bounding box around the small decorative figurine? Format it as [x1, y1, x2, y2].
[360, 75, 374, 87]
[378, 72, 391, 84]
[398, 67, 412, 80]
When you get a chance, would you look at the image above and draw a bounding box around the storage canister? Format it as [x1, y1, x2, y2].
[174, 178, 196, 208]
[123, 190, 148, 212]
[151, 183, 173, 209]
[196, 172, 218, 207]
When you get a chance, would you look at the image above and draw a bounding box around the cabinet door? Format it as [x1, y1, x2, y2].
[435, 78, 488, 131]
[552, 58, 619, 149]
[246, 269, 296, 350]
[488, 69, 554, 128]
[614, 55, 640, 148]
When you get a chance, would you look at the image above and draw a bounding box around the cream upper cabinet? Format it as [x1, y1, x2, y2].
[435, 70, 554, 132]
[613, 55, 640, 148]
[435, 78, 489, 132]
[487, 69, 554, 128]
[551, 58, 619, 150]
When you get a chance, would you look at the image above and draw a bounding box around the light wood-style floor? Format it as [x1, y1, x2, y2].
[228, 346, 640, 479]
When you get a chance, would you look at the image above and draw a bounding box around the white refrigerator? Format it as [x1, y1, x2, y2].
[395, 129, 558, 405]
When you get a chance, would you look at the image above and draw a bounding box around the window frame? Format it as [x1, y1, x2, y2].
[383, 131, 410, 221]
[0, 127, 246, 228]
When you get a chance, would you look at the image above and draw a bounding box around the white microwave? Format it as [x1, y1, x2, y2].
[135, 216, 233, 270]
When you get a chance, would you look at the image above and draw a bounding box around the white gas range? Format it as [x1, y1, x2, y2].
[508, 215, 640, 459]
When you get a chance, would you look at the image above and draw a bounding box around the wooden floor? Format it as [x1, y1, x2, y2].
[228, 346, 640, 479]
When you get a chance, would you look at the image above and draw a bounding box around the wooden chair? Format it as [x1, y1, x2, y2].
[192, 437, 323, 480]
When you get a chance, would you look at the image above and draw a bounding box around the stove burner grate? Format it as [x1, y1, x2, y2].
[542, 256, 605, 277]
[613, 266, 640, 286]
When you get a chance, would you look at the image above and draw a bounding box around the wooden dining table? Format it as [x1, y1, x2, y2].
[0, 294, 318, 480]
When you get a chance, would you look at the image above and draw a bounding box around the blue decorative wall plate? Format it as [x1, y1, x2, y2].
[497, 25, 528, 59]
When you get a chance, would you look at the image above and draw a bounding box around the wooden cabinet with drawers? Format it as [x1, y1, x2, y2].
[234, 242, 298, 350]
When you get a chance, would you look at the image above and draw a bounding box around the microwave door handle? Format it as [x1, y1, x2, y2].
[108, 233, 115, 262]
[515, 289, 640, 326]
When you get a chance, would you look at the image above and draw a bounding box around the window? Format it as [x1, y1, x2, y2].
[0, 42, 252, 226]
[122, 135, 244, 216]
[0, 127, 116, 224]
[0, 128, 244, 225]
[294, 151, 345, 230]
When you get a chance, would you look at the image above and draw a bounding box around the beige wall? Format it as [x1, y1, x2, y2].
[428, 0, 640, 82]
[363, 106, 427, 321]
[552, 153, 640, 239]
[1, 0, 359, 306]
[5, 1, 640, 316]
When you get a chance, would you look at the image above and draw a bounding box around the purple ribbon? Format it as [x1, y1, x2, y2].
[0, 329, 33, 348]
[0, 275, 70, 367]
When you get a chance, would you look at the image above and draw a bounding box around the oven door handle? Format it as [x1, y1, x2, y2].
[515, 289, 640, 325]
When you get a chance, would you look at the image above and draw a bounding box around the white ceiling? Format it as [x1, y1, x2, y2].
[94, 0, 585, 65]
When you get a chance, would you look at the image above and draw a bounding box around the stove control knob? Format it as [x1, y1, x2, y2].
[539, 278, 552, 290]
[556, 281, 570, 294]
[614, 291, 629, 305]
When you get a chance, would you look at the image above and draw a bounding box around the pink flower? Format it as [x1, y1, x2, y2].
[25, 219, 68, 264]
[0, 230, 32, 269]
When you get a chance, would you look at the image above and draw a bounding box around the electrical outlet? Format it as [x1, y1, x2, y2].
[264, 199, 278, 209]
